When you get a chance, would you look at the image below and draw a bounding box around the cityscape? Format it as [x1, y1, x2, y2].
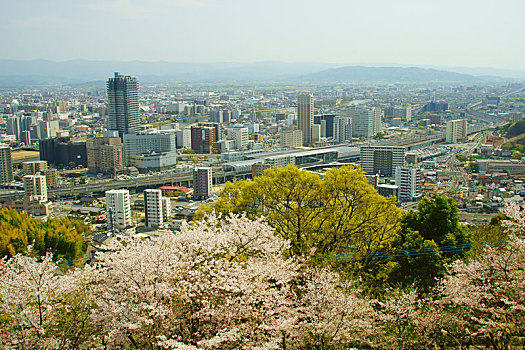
[0, 73, 523, 232]
[1, 0, 524, 348]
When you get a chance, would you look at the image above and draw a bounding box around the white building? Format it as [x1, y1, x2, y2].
[144, 189, 171, 228]
[176, 128, 191, 149]
[446, 119, 467, 143]
[351, 106, 382, 139]
[123, 133, 177, 166]
[333, 116, 352, 143]
[297, 94, 314, 146]
[227, 127, 249, 150]
[105, 189, 132, 231]
[395, 166, 422, 202]
[193, 167, 212, 200]
[280, 130, 303, 148]
[23, 174, 47, 201]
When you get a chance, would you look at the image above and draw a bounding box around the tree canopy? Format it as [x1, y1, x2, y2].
[0, 207, 88, 262]
[198, 165, 402, 257]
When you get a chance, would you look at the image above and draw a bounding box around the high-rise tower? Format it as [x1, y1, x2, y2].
[107, 72, 140, 139]
[297, 94, 314, 146]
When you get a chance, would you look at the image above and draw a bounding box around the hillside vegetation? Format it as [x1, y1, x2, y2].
[0, 207, 88, 262]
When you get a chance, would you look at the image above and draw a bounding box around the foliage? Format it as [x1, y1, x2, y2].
[367, 195, 472, 293]
[0, 204, 524, 349]
[503, 120, 525, 138]
[0, 213, 375, 349]
[198, 165, 402, 257]
[0, 207, 87, 262]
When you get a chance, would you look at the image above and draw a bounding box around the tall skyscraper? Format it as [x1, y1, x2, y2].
[193, 167, 212, 200]
[0, 146, 13, 184]
[297, 94, 314, 146]
[107, 72, 140, 139]
[105, 189, 132, 231]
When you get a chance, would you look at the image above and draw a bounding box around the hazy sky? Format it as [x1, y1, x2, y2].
[2, 0, 524, 69]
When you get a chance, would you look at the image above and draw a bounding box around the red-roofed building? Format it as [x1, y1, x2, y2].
[159, 186, 193, 198]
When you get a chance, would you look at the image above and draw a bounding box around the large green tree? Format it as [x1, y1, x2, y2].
[198, 165, 402, 257]
[368, 194, 472, 293]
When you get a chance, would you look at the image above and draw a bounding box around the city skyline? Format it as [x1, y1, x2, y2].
[1, 0, 524, 71]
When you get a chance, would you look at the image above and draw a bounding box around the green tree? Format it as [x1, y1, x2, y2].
[370, 195, 472, 293]
[198, 165, 401, 257]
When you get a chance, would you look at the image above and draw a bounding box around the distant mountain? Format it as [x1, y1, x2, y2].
[0, 59, 337, 86]
[302, 66, 479, 82]
[0, 59, 519, 87]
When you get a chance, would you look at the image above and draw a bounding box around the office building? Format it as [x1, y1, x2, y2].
[314, 114, 336, 138]
[105, 189, 132, 231]
[297, 94, 314, 146]
[395, 166, 422, 202]
[446, 119, 467, 143]
[393, 107, 412, 121]
[422, 101, 448, 112]
[39, 137, 87, 168]
[227, 127, 249, 150]
[191, 126, 216, 153]
[176, 128, 192, 149]
[123, 133, 176, 166]
[360, 145, 405, 177]
[193, 167, 212, 200]
[280, 130, 303, 148]
[23, 174, 47, 201]
[0, 146, 13, 184]
[107, 72, 140, 138]
[144, 189, 171, 228]
[351, 107, 382, 138]
[86, 136, 125, 174]
[312, 124, 321, 144]
[6, 117, 21, 140]
[210, 109, 224, 123]
[333, 116, 352, 143]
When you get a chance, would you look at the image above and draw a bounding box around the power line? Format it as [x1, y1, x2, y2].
[314, 240, 506, 261]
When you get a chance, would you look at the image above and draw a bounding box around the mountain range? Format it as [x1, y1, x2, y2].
[0, 59, 523, 87]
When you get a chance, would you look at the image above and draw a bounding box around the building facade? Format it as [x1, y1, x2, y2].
[280, 130, 303, 148]
[446, 119, 467, 143]
[351, 106, 382, 139]
[86, 136, 125, 174]
[105, 189, 132, 231]
[395, 166, 422, 202]
[360, 145, 405, 177]
[333, 116, 352, 143]
[297, 94, 314, 146]
[23, 174, 47, 202]
[144, 189, 171, 228]
[193, 167, 212, 200]
[0, 146, 13, 184]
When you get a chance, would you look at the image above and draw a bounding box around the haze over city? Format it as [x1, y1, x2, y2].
[2, 0, 525, 71]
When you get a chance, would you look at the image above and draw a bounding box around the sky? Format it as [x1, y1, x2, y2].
[2, 0, 525, 70]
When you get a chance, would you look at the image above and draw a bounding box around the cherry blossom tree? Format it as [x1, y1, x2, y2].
[438, 202, 525, 349]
